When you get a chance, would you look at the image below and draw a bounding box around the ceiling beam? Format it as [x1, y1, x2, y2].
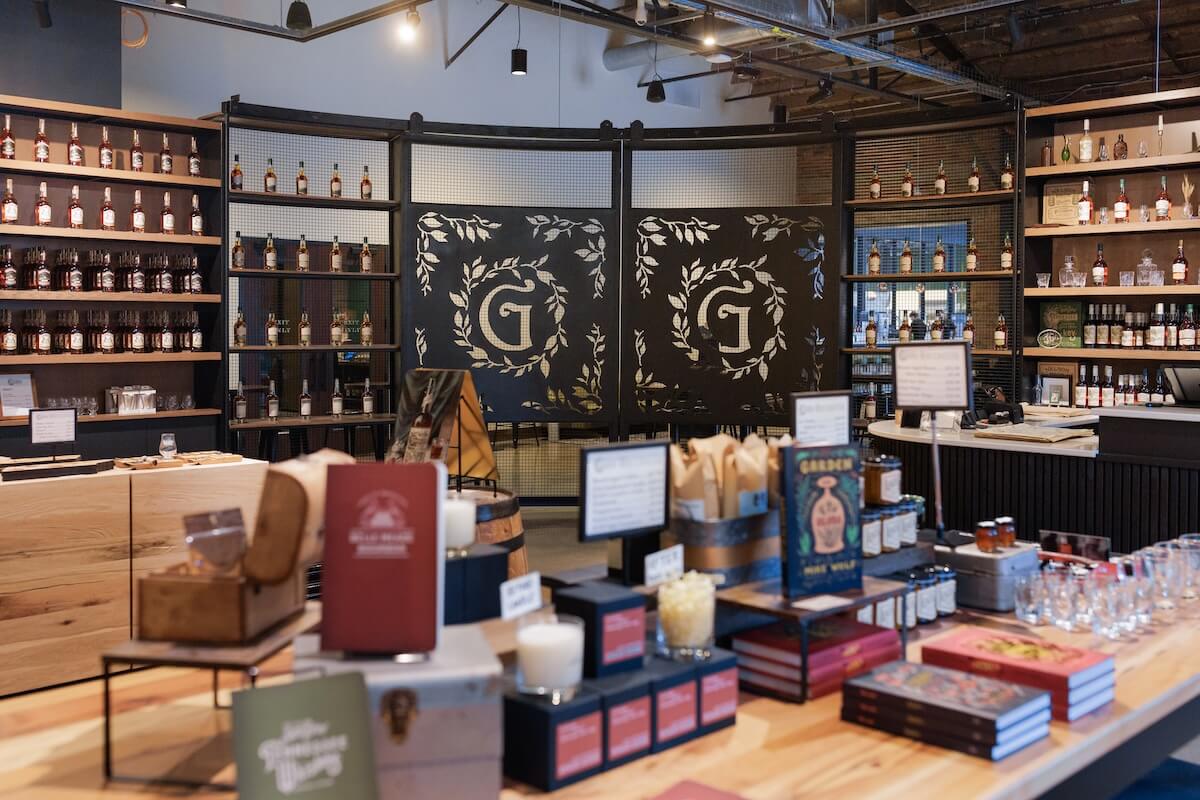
[833, 0, 1031, 40]
[109, 0, 425, 41]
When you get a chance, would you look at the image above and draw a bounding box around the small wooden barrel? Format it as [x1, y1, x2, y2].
[662, 509, 781, 587]
[456, 487, 529, 579]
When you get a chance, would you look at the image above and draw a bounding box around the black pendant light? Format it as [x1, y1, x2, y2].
[511, 6, 528, 75]
[286, 0, 313, 31]
[646, 27, 665, 103]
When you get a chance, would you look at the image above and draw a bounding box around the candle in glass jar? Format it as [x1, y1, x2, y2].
[444, 496, 476, 551]
[657, 571, 716, 651]
[517, 617, 584, 691]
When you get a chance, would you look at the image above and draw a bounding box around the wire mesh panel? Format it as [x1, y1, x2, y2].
[632, 146, 802, 209]
[410, 143, 611, 208]
[229, 128, 390, 201]
[852, 126, 1017, 202]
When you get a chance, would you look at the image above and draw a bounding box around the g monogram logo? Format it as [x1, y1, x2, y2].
[479, 279, 535, 352]
[696, 279, 753, 354]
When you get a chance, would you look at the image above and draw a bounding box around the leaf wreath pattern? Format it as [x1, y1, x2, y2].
[667, 255, 787, 382]
[526, 215, 608, 300]
[634, 216, 720, 299]
[746, 214, 826, 301]
[414, 327, 428, 366]
[632, 328, 686, 414]
[449, 254, 566, 379]
[799, 325, 827, 391]
[522, 323, 605, 414]
[415, 212, 501, 296]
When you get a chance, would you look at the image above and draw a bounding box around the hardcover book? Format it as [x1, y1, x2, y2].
[840, 705, 1050, 761]
[738, 641, 901, 701]
[733, 619, 898, 674]
[921, 627, 1114, 694]
[841, 697, 1052, 746]
[321, 462, 446, 654]
[781, 446, 861, 598]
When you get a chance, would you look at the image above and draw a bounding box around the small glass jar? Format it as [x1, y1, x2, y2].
[874, 596, 897, 630]
[864, 455, 903, 505]
[892, 572, 918, 629]
[657, 571, 716, 662]
[975, 520, 1000, 553]
[905, 494, 926, 530]
[897, 498, 919, 547]
[861, 507, 883, 557]
[880, 506, 902, 553]
[929, 565, 957, 617]
[516, 612, 585, 703]
[995, 516, 1017, 548]
[912, 570, 938, 624]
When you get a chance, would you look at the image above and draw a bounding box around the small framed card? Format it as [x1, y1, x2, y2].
[578, 441, 669, 542]
[790, 390, 852, 447]
[0, 373, 36, 419]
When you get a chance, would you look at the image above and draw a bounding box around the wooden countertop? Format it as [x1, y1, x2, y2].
[867, 420, 1100, 458]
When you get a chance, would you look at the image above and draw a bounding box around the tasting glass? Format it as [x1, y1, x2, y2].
[1140, 204, 1151, 222]
[515, 612, 584, 704]
[1043, 565, 1078, 632]
[1138, 140, 1150, 158]
[1013, 572, 1045, 625]
[1153, 541, 1189, 601]
[1070, 568, 1094, 629]
[1073, 271, 1088, 287]
[1178, 535, 1200, 600]
[1118, 556, 1155, 628]
[158, 433, 178, 460]
[1085, 572, 1123, 640]
[1140, 548, 1179, 614]
[1098, 208, 1109, 225]
[1036, 273, 1051, 288]
[1119, 271, 1136, 287]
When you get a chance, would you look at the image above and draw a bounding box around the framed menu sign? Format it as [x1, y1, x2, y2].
[579, 441, 669, 542]
[0, 373, 35, 419]
[790, 390, 852, 447]
[893, 341, 973, 411]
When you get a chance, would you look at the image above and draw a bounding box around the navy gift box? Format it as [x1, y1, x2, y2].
[644, 657, 699, 753]
[444, 543, 507, 624]
[695, 647, 739, 736]
[553, 581, 647, 679]
[503, 688, 604, 792]
[583, 669, 655, 769]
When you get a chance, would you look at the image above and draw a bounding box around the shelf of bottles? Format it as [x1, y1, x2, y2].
[1022, 89, 1200, 409]
[224, 113, 396, 454]
[844, 111, 1021, 418]
[0, 95, 225, 441]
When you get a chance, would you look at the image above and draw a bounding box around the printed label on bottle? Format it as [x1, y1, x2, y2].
[879, 469, 901, 503]
[298, 252, 309, 271]
[102, 271, 115, 289]
[233, 250, 245, 268]
[361, 255, 372, 272]
[2, 201, 16, 222]
[1110, 329, 1123, 347]
[1115, 202, 1128, 220]
[232, 174, 242, 189]
[331, 326, 343, 344]
[962, 329, 974, 344]
[161, 155, 172, 173]
[899, 254, 912, 272]
[932, 254, 945, 271]
[1181, 330, 1197, 347]
[100, 148, 112, 166]
[1079, 141, 1093, 162]
[882, 514, 902, 551]
[875, 598, 896, 629]
[936, 579, 956, 615]
[37, 204, 51, 224]
[265, 252, 277, 268]
[917, 586, 936, 621]
[1078, 201, 1091, 223]
[70, 207, 83, 227]
[1166, 393, 1176, 405]
[869, 183, 880, 199]
[265, 175, 277, 191]
[133, 210, 146, 230]
[100, 331, 113, 351]
[1075, 386, 1088, 407]
[898, 329, 910, 343]
[363, 395, 374, 414]
[934, 177, 946, 194]
[300, 399, 312, 417]
[331, 253, 342, 271]
[297, 178, 307, 194]
[38, 332, 51, 351]
[602, 607, 646, 665]
[966, 253, 977, 271]
[868, 254, 880, 273]
[931, 328, 943, 340]
[607, 698, 651, 761]
[36, 269, 50, 288]
[1001, 172, 1013, 190]
[901, 180, 912, 197]
[1102, 387, 1115, 406]
[268, 399, 279, 417]
[162, 213, 174, 232]
[362, 185, 372, 200]
[132, 271, 145, 290]
[968, 176, 980, 192]
[101, 208, 115, 228]
[1, 140, 14, 158]
[1121, 329, 1134, 347]
[1136, 391, 1149, 404]
[862, 519, 882, 556]
[300, 328, 311, 345]
[1001, 251, 1013, 269]
[132, 152, 143, 169]
[2, 268, 15, 288]
[189, 156, 201, 176]
[865, 328, 876, 347]
[2, 332, 15, 351]
[332, 397, 344, 415]
[361, 328, 372, 345]
[69, 271, 82, 290]
[331, 180, 341, 197]
[1082, 326, 1096, 346]
[1152, 392, 1165, 404]
[191, 216, 202, 234]
[993, 331, 1006, 348]
[69, 144, 83, 164]
[555, 712, 603, 780]
[69, 332, 83, 352]
[191, 331, 201, 350]
[235, 399, 247, 419]
[1148, 327, 1165, 347]
[1087, 386, 1100, 407]
[131, 331, 145, 351]
[863, 399, 876, 419]
[36, 142, 49, 160]
[161, 331, 173, 350]
[1157, 199, 1170, 218]
[267, 326, 278, 345]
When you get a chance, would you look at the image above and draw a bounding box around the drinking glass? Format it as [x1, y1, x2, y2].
[158, 433, 178, 460]
[1118, 556, 1155, 628]
[1149, 269, 1165, 286]
[1140, 204, 1151, 222]
[1036, 273, 1051, 288]
[1043, 566, 1077, 631]
[1085, 572, 1123, 640]
[1099, 208, 1109, 225]
[1141, 548, 1178, 613]
[1014, 572, 1044, 624]
[1111, 573, 1140, 634]
[1119, 271, 1136, 286]
[1178, 534, 1200, 600]
[1153, 541, 1189, 601]
[1070, 568, 1094, 629]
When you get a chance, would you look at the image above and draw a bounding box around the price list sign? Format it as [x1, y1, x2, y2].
[893, 341, 973, 411]
[790, 390, 852, 447]
[578, 441, 669, 542]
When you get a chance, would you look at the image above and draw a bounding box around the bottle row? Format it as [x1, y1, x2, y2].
[1057, 242, 1190, 287]
[865, 155, 1015, 198]
[232, 308, 376, 348]
[231, 231, 377, 273]
[1078, 302, 1199, 350]
[233, 377, 376, 422]
[1075, 177, 1182, 224]
[231, 156, 373, 200]
[1, 246, 204, 293]
[866, 234, 1014, 275]
[0, 115, 202, 176]
[1043, 116, 1165, 166]
[0, 309, 204, 355]
[1, 179, 204, 235]
[1067, 365, 1175, 408]
[857, 309, 1010, 349]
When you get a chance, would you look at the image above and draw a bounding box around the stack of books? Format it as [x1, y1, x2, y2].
[732, 618, 901, 701]
[921, 627, 1114, 721]
[843, 660, 1052, 760]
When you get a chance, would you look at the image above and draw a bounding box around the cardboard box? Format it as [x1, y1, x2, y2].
[553, 581, 647, 678]
[503, 688, 604, 791]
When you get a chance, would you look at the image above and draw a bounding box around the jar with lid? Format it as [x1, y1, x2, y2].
[880, 505, 902, 553]
[874, 596, 897, 630]
[911, 569, 939, 624]
[995, 516, 1017, 548]
[861, 507, 883, 557]
[975, 520, 999, 553]
[864, 455, 902, 505]
[891, 571, 918, 629]
[896, 497, 919, 547]
[905, 494, 926, 530]
[929, 565, 957, 617]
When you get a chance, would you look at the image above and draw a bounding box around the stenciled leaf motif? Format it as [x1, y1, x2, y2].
[415, 212, 499, 296]
[634, 216, 719, 299]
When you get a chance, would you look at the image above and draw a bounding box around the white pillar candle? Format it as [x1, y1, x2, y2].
[517, 620, 584, 690]
[444, 497, 476, 550]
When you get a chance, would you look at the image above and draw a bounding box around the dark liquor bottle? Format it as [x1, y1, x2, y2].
[231, 230, 245, 269]
[1114, 179, 1130, 223]
[130, 312, 146, 353]
[1001, 152, 1014, 190]
[360, 166, 372, 200]
[1095, 304, 1110, 348]
[1156, 176, 1172, 221]
[34, 119, 50, 163]
[1091, 244, 1108, 286]
[993, 313, 1008, 350]
[130, 189, 146, 233]
[1113, 133, 1128, 160]
[1082, 304, 1097, 348]
[0, 310, 15, 354]
[1181, 304, 1197, 350]
[299, 309, 311, 346]
[99, 187, 116, 230]
[932, 236, 946, 273]
[359, 237, 373, 273]
[130, 130, 144, 172]
[189, 194, 203, 236]
[296, 161, 308, 195]
[1101, 366, 1115, 408]
[189, 311, 203, 352]
[962, 313, 975, 346]
[0, 115, 14, 160]
[297, 234, 309, 272]
[867, 239, 881, 275]
[1086, 365, 1101, 409]
[933, 159, 947, 195]
[900, 163, 913, 197]
[899, 239, 912, 273]
[967, 156, 981, 193]
[0, 245, 15, 289]
[233, 308, 248, 346]
[264, 232, 277, 270]
[159, 133, 173, 174]
[865, 310, 878, 348]
[330, 162, 342, 197]
[966, 237, 979, 272]
[868, 165, 881, 199]
[331, 378, 344, 417]
[1, 178, 17, 224]
[99, 126, 114, 169]
[330, 235, 343, 272]
[230, 154, 243, 189]
[67, 185, 84, 229]
[188, 137, 201, 177]
[1074, 365, 1088, 408]
[1172, 240, 1188, 285]
[267, 379, 279, 420]
[234, 380, 247, 421]
[1152, 369, 1167, 405]
[300, 379, 312, 419]
[898, 310, 912, 342]
[160, 191, 175, 235]
[264, 157, 278, 193]
[403, 389, 435, 462]
[1136, 369, 1151, 404]
[266, 311, 279, 347]
[1167, 303, 1180, 350]
[34, 182, 52, 227]
[929, 310, 945, 340]
[362, 377, 375, 416]
[68, 123, 84, 166]
[360, 312, 374, 345]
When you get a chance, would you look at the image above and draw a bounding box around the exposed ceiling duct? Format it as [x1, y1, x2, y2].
[603, 25, 766, 71]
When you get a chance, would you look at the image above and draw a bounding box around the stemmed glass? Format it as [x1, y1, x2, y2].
[158, 433, 178, 460]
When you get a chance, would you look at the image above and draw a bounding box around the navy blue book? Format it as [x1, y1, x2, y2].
[781, 445, 861, 598]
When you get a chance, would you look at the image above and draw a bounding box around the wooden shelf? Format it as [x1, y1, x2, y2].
[230, 344, 398, 352]
[229, 189, 397, 211]
[972, 349, 1014, 357]
[1025, 220, 1200, 238]
[0, 352, 221, 365]
[845, 189, 1013, 211]
[0, 290, 221, 304]
[0, 94, 221, 133]
[0, 160, 221, 189]
[1024, 346, 1200, 361]
[844, 270, 1015, 283]
[852, 373, 893, 380]
[1026, 87, 1200, 119]
[1025, 285, 1200, 298]
[1026, 152, 1200, 179]
[231, 268, 396, 280]
[0, 408, 220, 429]
[230, 413, 396, 430]
[844, 347, 892, 354]
[0, 224, 222, 246]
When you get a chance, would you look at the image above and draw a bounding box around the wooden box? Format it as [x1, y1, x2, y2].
[663, 510, 781, 587]
[136, 565, 304, 644]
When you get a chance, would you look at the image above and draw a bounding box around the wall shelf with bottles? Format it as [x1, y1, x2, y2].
[0, 351, 221, 365]
[842, 270, 1014, 283]
[230, 344, 399, 352]
[229, 189, 398, 211]
[0, 94, 224, 134]
[0, 289, 222, 303]
[1, 159, 222, 189]
[229, 412, 396, 431]
[0, 225, 222, 246]
[1023, 347, 1200, 362]
[0, 407, 222, 428]
[1026, 285, 1200, 298]
[1026, 152, 1200, 179]
[1026, 220, 1200, 238]
[230, 268, 396, 280]
[844, 189, 1013, 210]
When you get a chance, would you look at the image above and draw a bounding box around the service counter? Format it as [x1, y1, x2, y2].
[869, 408, 1200, 551]
[0, 459, 267, 696]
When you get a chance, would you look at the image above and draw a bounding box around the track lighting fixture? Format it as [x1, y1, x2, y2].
[33, 0, 52, 28]
[701, 7, 716, 48]
[646, 24, 665, 103]
[398, 7, 420, 43]
[285, 0, 313, 31]
[511, 7, 527, 75]
[806, 77, 834, 105]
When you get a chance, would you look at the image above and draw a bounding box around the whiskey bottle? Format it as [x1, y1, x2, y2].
[1091, 244, 1108, 286]
[868, 165, 881, 199]
[1085, 365, 1100, 408]
[330, 308, 344, 345]
[159, 133, 173, 174]
[296, 160, 308, 195]
[403, 389, 435, 461]
[1000, 153, 1014, 190]
[898, 310, 911, 343]
[67, 250, 83, 292]
[264, 232, 277, 270]
[1110, 305, 1125, 347]
[68, 311, 84, 354]
[34, 119, 50, 163]
[100, 187, 116, 230]
[233, 381, 248, 421]
[360, 311, 374, 345]
[266, 311, 279, 347]
[34, 182, 52, 227]
[68, 123, 84, 166]
[1002, 232, 1015, 270]
[930, 310, 945, 340]
[967, 156, 980, 193]
[0, 246, 15, 289]
[35, 311, 51, 354]
[189, 311, 202, 351]
[1114, 375, 1126, 406]
[1041, 139, 1052, 167]
[300, 379, 312, 419]
[230, 154, 243, 190]
[359, 237, 373, 273]
[297, 234, 309, 271]
[34, 248, 51, 290]
[362, 377, 375, 416]
[360, 166, 372, 200]
[1181, 305, 1197, 350]
[1158, 369, 1174, 405]
[1125, 373, 1138, 405]
[187, 137, 201, 177]
[1166, 303, 1180, 349]
[932, 236, 946, 273]
[962, 313, 975, 346]
[0, 179, 16, 224]
[67, 185, 84, 229]
[160, 191, 175, 235]
[330, 163, 342, 197]
[993, 313, 1008, 350]
[99, 126, 114, 169]
[158, 255, 173, 293]
[98, 312, 114, 354]
[1156, 176, 1172, 221]
[264, 157, 278, 193]
[1082, 304, 1096, 348]
[331, 378, 344, 417]
[187, 255, 202, 293]
[899, 239, 913, 274]
[865, 239, 882, 275]
[1061, 136, 1072, 164]
[1148, 303, 1166, 349]
[190, 194, 203, 235]
[1121, 311, 1135, 348]
[865, 310, 878, 348]
[1096, 304, 1110, 347]
[267, 379, 280, 420]
[0, 311, 15, 354]
[130, 130, 144, 172]
[130, 189, 146, 233]
[863, 383, 877, 419]
[299, 309, 311, 346]
[1173, 240, 1189, 284]
[0, 115, 14, 160]
[1113, 133, 1128, 160]
[900, 163, 913, 198]
[330, 236, 343, 272]
[1078, 119, 1094, 163]
[1133, 312, 1146, 348]
[100, 251, 115, 292]
[1114, 178, 1130, 223]
[1077, 180, 1093, 225]
[231, 230, 245, 269]
[1136, 369, 1151, 404]
[233, 308, 248, 346]
[933, 159, 947, 195]
[159, 313, 174, 352]
[130, 312, 146, 353]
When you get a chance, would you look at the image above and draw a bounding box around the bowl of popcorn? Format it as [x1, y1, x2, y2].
[657, 570, 716, 661]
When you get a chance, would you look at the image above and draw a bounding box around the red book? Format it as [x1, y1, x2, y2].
[737, 641, 901, 700]
[321, 462, 446, 654]
[733, 619, 899, 674]
[921, 627, 1113, 698]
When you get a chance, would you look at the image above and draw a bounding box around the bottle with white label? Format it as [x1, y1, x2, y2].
[1, 178, 18, 224]
[1114, 178, 1130, 223]
[1172, 240, 1189, 284]
[898, 310, 911, 342]
[130, 130, 144, 171]
[330, 236, 343, 272]
[0, 246, 15, 289]
[188, 136, 201, 177]
[130, 189, 146, 233]
[99, 126, 114, 168]
[230, 154, 243, 189]
[233, 308, 248, 346]
[865, 310, 877, 348]
[867, 239, 881, 275]
[34, 182, 52, 227]
[67, 185, 84, 229]
[266, 311, 279, 347]
[1086, 365, 1100, 408]
[899, 239, 912, 273]
[189, 311, 203, 351]
[0, 310, 16, 354]
[962, 314, 975, 345]
[362, 377, 375, 416]
[1000, 152, 1013, 190]
[160, 191, 175, 234]
[99, 313, 114, 354]
[264, 157, 277, 193]
[159, 133, 173, 174]
[34, 119, 50, 163]
[1148, 303, 1166, 349]
[267, 379, 280, 420]
[360, 166, 372, 200]
[930, 310, 945, 340]
[1101, 365, 1115, 407]
[1078, 118, 1094, 163]
[296, 160, 308, 195]
[331, 378, 344, 417]
[1156, 176, 1172, 221]
[965, 237, 978, 271]
[68, 123, 84, 166]
[34, 249, 50, 290]
[862, 383, 877, 419]
[190, 194, 203, 235]
[994, 313, 1008, 350]
[264, 232, 277, 270]
[68, 312, 84, 354]
[330, 163, 343, 197]
[1077, 180, 1093, 225]
[868, 165, 881, 199]
[0, 115, 15, 160]
[234, 381, 247, 421]
[1092, 244, 1108, 287]
[297, 234, 309, 271]
[1136, 369, 1151, 404]
[360, 312, 374, 346]
[130, 313, 146, 353]
[1181, 304, 1197, 350]
[160, 314, 174, 352]
[99, 187, 116, 230]
[299, 310, 311, 346]
[900, 163, 913, 197]
[933, 160, 947, 194]
[359, 237, 372, 273]
[231, 230, 245, 269]
[967, 156, 980, 192]
[300, 379, 312, 419]
[932, 236, 946, 272]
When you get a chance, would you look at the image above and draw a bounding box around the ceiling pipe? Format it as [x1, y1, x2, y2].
[832, 0, 1032, 40]
[107, 0, 426, 41]
[603, 25, 766, 70]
